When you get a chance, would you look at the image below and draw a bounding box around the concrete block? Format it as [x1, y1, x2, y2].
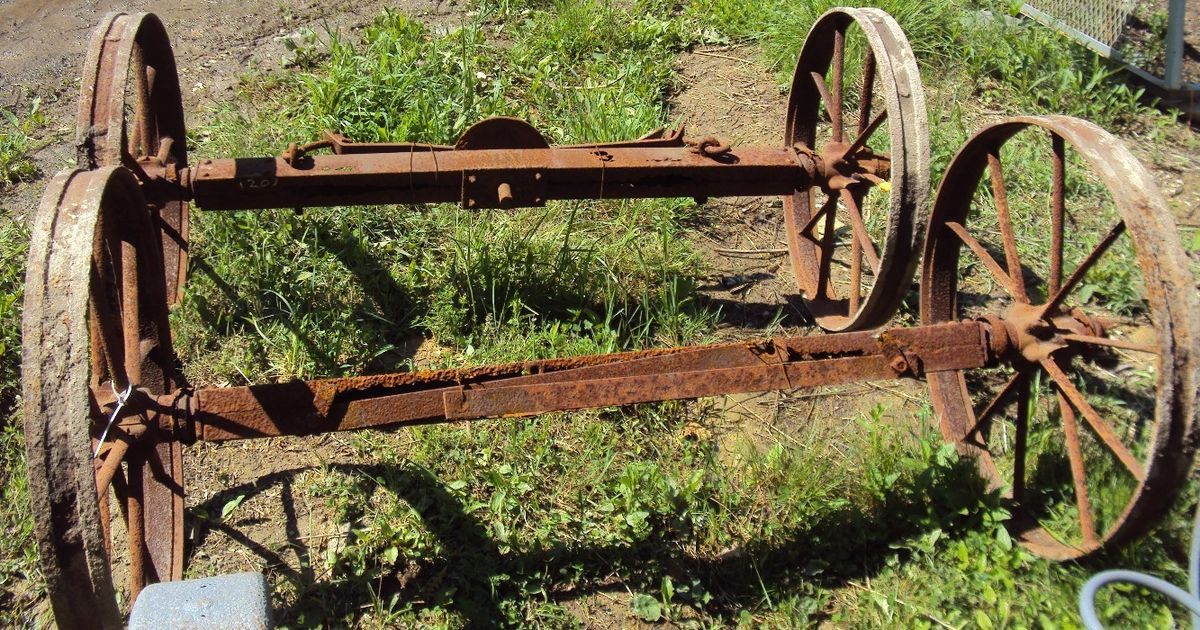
[128, 571, 274, 630]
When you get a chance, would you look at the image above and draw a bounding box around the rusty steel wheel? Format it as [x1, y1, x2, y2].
[783, 7, 929, 332]
[921, 116, 1199, 560]
[23, 167, 185, 627]
[78, 12, 190, 306]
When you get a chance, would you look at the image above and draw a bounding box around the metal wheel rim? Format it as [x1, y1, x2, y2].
[23, 167, 185, 626]
[78, 12, 190, 306]
[783, 7, 930, 332]
[920, 115, 1200, 560]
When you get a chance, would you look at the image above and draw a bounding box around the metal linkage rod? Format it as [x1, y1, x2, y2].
[184, 146, 808, 210]
[182, 321, 995, 442]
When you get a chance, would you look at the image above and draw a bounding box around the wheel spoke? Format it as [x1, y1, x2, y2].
[1040, 356, 1145, 480]
[849, 222, 862, 313]
[809, 72, 838, 133]
[131, 48, 154, 160]
[817, 194, 839, 300]
[839, 189, 881, 274]
[842, 111, 888, 160]
[987, 153, 1029, 303]
[964, 370, 1025, 445]
[831, 27, 845, 143]
[144, 64, 159, 154]
[89, 254, 129, 391]
[944, 221, 1021, 299]
[121, 237, 141, 385]
[1056, 389, 1099, 546]
[94, 415, 147, 495]
[800, 194, 836, 241]
[1013, 372, 1031, 503]
[1039, 221, 1126, 317]
[94, 437, 131, 498]
[1063, 333, 1157, 355]
[857, 48, 877, 137]
[127, 454, 148, 602]
[98, 473, 112, 559]
[1050, 134, 1066, 296]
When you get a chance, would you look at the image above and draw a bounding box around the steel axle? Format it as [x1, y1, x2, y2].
[22, 8, 1200, 628]
[102, 320, 992, 443]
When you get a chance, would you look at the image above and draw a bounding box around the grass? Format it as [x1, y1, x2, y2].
[684, 0, 1179, 212]
[0, 217, 27, 417]
[175, 5, 706, 387]
[945, 125, 1166, 555]
[0, 0, 1197, 627]
[0, 108, 36, 624]
[0, 98, 43, 189]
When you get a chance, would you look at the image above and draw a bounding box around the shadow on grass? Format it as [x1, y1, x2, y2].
[190, 454, 995, 628]
[697, 292, 816, 329]
[189, 257, 343, 373]
[187, 220, 423, 375]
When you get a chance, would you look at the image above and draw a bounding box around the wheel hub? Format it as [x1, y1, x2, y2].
[999, 302, 1105, 364]
[796, 140, 893, 192]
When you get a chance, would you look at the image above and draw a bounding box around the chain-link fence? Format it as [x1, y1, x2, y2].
[1022, 0, 1137, 48]
[1022, 0, 1194, 94]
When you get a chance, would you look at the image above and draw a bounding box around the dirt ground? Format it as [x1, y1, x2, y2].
[0, 2, 927, 622]
[0, 0, 458, 110]
[0, 0, 463, 621]
[3, 0, 1199, 625]
[1185, 0, 1200, 85]
[1130, 0, 1200, 88]
[0, 0, 464, 219]
[669, 47, 930, 464]
[166, 39, 932, 622]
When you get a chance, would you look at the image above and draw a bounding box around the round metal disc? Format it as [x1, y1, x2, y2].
[78, 12, 190, 306]
[920, 116, 1199, 560]
[455, 116, 552, 150]
[24, 167, 185, 627]
[783, 7, 929, 331]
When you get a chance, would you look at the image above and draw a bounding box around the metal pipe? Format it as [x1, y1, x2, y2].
[183, 321, 995, 442]
[1166, 0, 1187, 90]
[187, 146, 810, 211]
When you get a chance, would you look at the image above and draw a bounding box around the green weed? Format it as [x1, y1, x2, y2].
[177, 6, 711, 388]
[0, 98, 43, 188]
[684, 1, 1159, 130]
[305, 16, 513, 143]
[0, 421, 40, 627]
[0, 1, 1195, 627]
[954, 8, 1152, 129]
[0, 216, 27, 414]
[0, 105, 37, 630]
[171, 3, 1200, 627]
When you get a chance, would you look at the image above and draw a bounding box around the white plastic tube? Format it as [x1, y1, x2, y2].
[1079, 503, 1200, 629]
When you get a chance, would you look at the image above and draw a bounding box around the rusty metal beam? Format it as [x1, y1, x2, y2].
[444, 356, 893, 420]
[185, 146, 807, 211]
[187, 321, 994, 442]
